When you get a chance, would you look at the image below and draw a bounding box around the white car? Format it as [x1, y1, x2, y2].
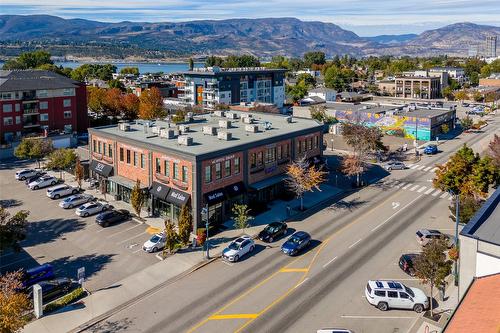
[15, 169, 43, 180]
[222, 235, 255, 262]
[59, 194, 94, 209]
[46, 184, 79, 199]
[143, 233, 166, 253]
[28, 175, 58, 190]
[76, 201, 110, 217]
[365, 280, 429, 313]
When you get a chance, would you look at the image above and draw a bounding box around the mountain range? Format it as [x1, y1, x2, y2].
[0, 15, 499, 59]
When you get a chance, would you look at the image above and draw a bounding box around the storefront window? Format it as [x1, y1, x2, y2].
[225, 160, 231, 177]
[103, 144, 107, 156]
[98, 141, 102, 154]
[285, 144, 290, 157]
[314, 136, 319, 149]
[164, 161, 170, 177]
[205, 165, 212, 183]
[93, 140, 96, 152]
[215, 162, 222, 179]
[250, 153, 256, 168]
[133, 152, 138, 166]
[277, 146, 282, 160]
[307, 138, 312, 150]
[182, 166, 188, 183]
[265, 147, 276, 164]
[234, 157, 240, 174]
[173, 163, 179, 180]
[257, 151, 263, 165]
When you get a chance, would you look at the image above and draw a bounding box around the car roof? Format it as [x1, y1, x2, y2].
[367, 280, 405, 290]
[268, 222, 284, 227]
[234, 235, 252, 243]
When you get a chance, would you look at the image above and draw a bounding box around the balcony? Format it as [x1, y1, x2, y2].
[23, 107, 39, 115]
[22, 92, 37, 101]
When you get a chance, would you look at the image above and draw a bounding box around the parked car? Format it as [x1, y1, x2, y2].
[416, 229, 450, 247]
[143, 233, 166, 253]
[76, 201, 110, 217]
[15, 169, 43, 180]
[281, 231, 311, 256]
[423, 144, 438, 155]
[28, 277, 72, 303]
[258, 221, 287, 242]
[24, 173, 47, 185]
[399, 254, 419, 276]
[21, 264, 55, 289]
[46, 184, 79, 199]
[364, 280, 428, 313]
[95, 209, 130, 227]
[317, 330, 353, 333]
[222, 235, 255, 262]
[59, 194, 94, 209]
[462, 103, 470, 107]
[383, 161, 407, 171]
[28, 175, 58, 190]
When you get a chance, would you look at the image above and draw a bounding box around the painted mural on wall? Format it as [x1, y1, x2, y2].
[333, 109, 432, 141]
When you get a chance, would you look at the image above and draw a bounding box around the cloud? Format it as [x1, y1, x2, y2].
[2, 0, 499, 35]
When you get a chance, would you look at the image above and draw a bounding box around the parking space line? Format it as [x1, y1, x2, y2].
[116, 231, 147, 245]
[132, 248, 144, 254]
[431, 167, 438, 173]
[395, 182, 406, 188]
[410, 165, 420, 170]
[322, 256, 337, 268]
[423, 166, 432, 171]
[106, 223, 143, 238]
[417, 165, 426, 170]
[294, 277, 309, 289]
[406, 164, 414, 168]
[348, 238, 362, 249]
[440, 192, 449, 199]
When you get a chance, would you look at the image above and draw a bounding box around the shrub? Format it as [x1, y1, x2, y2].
[43, 287, 85, 313]
[196, 229, 207, 246]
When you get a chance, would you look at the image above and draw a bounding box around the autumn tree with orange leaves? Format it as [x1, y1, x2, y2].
[286, 156, 327, 211]
[341, 154, 364, 187]
[0, 271, 31, 333]
[139, 87, 165, 120]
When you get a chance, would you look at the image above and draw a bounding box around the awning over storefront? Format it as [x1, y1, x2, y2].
[150, 181, 171, 201]
[204, 188, 226, 205]
[224, 182, 246, 198]
[249, 174, 288, 191]
[108, 175, 148, 189]
[166, 188, 190, 206]
[90, 160, 113, 177]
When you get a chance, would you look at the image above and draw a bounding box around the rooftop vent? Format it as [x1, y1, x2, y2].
[214, 110, 225, 117]
[217, 131, 232, 141]
[243, 117, 254, 124]
[245, 124, 258, 133]
[202, 126, 218, 136]
[118, 123, 130, 131]
[225, 112, 238, 119]
[264, 121, 272, 130]
[219, 120, 231, 128]
[178, 135, 193, 146]
[179, 124, 190, 133]
[160, 128, 175, 139]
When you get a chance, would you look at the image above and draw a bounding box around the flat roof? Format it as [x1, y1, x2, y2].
[324, 102, 400, 114]
[402, 108, 454, 118]
[461, 187, 500, 245]
[89, 112, 321, 159]
[183, 67, 286, 76]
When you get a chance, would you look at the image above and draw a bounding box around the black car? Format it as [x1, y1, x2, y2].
[28, 277, 72, 303]
[399, 254, 419, 276]
[258, 222, 287, 242]
[95, 209, 130, 227]
[24, 173, 46, 185]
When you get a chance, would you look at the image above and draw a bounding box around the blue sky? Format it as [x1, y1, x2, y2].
[3, 0, 500, 36]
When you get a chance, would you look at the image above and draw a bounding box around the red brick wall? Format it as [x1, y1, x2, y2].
[152, 151, 193, 193]
[91, 136, 115, 165]
[117, 142, 151, 186]
[0, 101, 23, 137]
[201, 152, 244, 194]
[294, 132, 322, 160]
[75, 84, 88, 132]
[248, 139, 292, 184]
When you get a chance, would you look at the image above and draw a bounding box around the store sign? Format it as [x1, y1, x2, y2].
[207, 191, 224, 201]
[212, 154, 235, 164]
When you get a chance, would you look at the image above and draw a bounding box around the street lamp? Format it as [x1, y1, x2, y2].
[201, 205, 210, 259]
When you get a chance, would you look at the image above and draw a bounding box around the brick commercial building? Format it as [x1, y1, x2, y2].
[182, 67, 286, 110]
[88, 111, 323, 231]
[395, 75, 442, 99]
[0, 70, 88, 143]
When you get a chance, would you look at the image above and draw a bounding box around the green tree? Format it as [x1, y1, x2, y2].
[449, 194, 483, 225]
[286, 81, 308, 103]
[0, 271, 31, 333]
[414, 239, 452, 316]
[205, 56, 224, 67]
[87, 86, 107, 115]
[177, 205, 193, 245]
[2, 50, 53, 70]
[297, 73, 316, 87]
[324, 66, 355, 91]
[163, 220, 178, 255]
[488, 134, 500, 169]
[0, 207, 29, 252]
[472, 90, 483, 102]
[130, 179, 145, 217]
[303, 51, 326, 68]
[71, 64, 117, 82]
[14, 138, 53, 168]
[36, 63, 73, 77]
[440, 124, 449, 134]
[232, 204, 253, 231]
[46, 148, 77, 179]
[108, 79, 125, 91]
[120, 67, 139, 75]
[442, 86, 455, 100]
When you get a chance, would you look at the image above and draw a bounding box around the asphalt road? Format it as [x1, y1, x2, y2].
[81, 115, 499, 333]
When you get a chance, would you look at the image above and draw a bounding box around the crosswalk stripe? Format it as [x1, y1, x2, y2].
[425, 188, 434, 194]
[410, 185, 420, 191]
[402, 183, 412, 190]
[430, 167, 438, 173]
[423, 167, 432, 171]
[391, 181, 400, 187]
[410, 165, 420, 170]
[406, 164, 414, 168]
[432, 189, 442, 196]
[440, 192, 449, 199]
[417, 165, 426, 170]
[396, 182, 406, 188]
[417, 186, 427, 193]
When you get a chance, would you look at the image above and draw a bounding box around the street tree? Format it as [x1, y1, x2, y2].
[341, 154, 364, 187]
[103, 88, 124, 117]
[177, 205, 192, 245]
[139, 87, 165, 120]
[414, 239, 452, 317]
[14, 137, 53, 168]
[449, 194, 483, 225]
[74, 158, 84, 190]
[286, 156, 327, 211]
[120, 67, 139, 75]
[454, 90, 468, 104]
[130, 179, 145, 217]
[163, 220, 177, 255]
[46, 148, 77, 179]
[460, 116, 473, 131]
[0, 271, 31, 333]
[232, 204, 253, 231]
[0, 207, 29, 252]
[87, 87, 107, 115]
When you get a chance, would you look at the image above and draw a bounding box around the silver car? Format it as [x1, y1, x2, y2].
[76, 201, 110, 217]
[384, 161, 407, 171]
[15, 168, 43, 180]
[46, 184, 79, 199]
[28, 175, 58, 190]
[59, 194, 94, 209]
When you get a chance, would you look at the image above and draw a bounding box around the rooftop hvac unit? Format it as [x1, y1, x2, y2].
[179, 124, 190, 133]
[245, 125, 258, 133]
[285, 116, 293, 123]
[219, 120, 231, 128]
[118, 123, 130, 131]
[202, 126, 218, 135]
[160, 128, 175, 139]
[264, 121, 272, 130]
[178, 135, 193, 146]
[243, 117, 254, 124]
[225, 112, 238, 119]
[217, 131, 232, 141]
[214, 110, 225, 117]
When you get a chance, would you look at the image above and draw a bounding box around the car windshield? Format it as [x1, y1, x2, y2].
[289, 236, 301, 244]
[405, 286, 415, 297]
[150, 235, 161, 243]
[416, 231, 423, 238]
[228, 243, 240, 250]
[265, 226, 275, 233]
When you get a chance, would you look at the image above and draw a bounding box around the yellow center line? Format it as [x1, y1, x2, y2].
[209, 314, 258, 320]
[279, 268, 309, 273]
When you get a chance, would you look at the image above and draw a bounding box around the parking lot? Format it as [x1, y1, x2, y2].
[0, 160, 159, 292]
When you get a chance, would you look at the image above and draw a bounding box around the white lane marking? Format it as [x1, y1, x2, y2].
[396, 182, 406, 188]
[0, 257, 34, 269]
[116, 231, 147, 245]
[417, 165, 426, 170]
[106, 223, 143, 239]
[406, 164, 414, 168]
[378, 278, 419, 281]
[222, 260, 234, 267]
[425, 188, 435, 194]
[410, 165, 420, 170]
[132, 248, 144, 253]
[402, 183, 412, 190]
[341, 315, 417, 319]
[409, 185, 420, 191]
[348, 238, 362, 249]
[417, 186, 427, 193]
[431, 167, 438, 172]
[392, 202, 400, 209]
[371, 195, 423, 232]
[432, 189, 442, 197]
[323, 256, 338, 268]
[440, 192, 449, 199]
[423, 166, 432, 171]
[295, 277, 309, 289]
